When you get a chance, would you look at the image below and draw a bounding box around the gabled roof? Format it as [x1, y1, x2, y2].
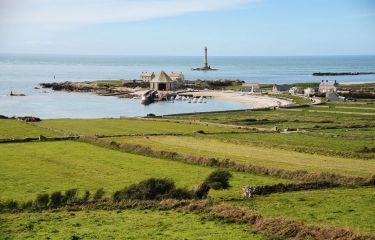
[170, 72, 184, 77]
[140, 72, 155, 77]
[319, 80, 338, 87]
[151, 70, 173, 83]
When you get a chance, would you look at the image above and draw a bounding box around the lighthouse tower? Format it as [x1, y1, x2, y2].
[203, 46, 209, 69]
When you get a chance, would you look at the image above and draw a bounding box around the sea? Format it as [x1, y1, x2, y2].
[0, 54, 374, 118]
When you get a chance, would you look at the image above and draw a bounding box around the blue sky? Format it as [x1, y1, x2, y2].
[0, 0, 374, 56]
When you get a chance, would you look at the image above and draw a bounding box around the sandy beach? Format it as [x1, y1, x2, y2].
[180, 90, 293, 109]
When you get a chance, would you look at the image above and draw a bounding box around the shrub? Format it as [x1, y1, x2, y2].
[34, 193, 49, 208]
[64, 189, 78, 204]
[4, 200, 19, 210]
[123, 178, 176, 200]
[205, 169, 233, 190]
[50, 191, 63, 207]
[82, 190, 90, 202]
[192, 182, 211, 199]
[20, 200, 33, 210]
[93, 188, 105, 201]
[167, 188, 193, 200]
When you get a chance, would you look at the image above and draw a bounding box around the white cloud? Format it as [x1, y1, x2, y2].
[0, 0, 256, 27]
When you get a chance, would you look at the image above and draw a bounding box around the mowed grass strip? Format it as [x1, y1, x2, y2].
[231, 187, 375, 235]
[107, 135, 375, 177]
[0, 141, 290, 201]
[35, 118, 244, 136]
[0, 209, 265, 240]
[0, 119, 61, 139]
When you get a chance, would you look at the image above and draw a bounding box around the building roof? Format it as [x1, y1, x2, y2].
[273, 84, 293, 92]
[170, 72, 183, 77]
[151, 70, 173, 83]
[140, 72, 154, 77]
[319, 80, 338, 87]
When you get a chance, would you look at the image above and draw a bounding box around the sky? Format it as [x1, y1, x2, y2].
[0, 0, 374, 56]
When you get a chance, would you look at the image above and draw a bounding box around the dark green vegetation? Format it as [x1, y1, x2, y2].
[1, 102, 374, 239]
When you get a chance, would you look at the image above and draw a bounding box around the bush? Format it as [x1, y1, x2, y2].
[4, 200, 19, 210]
[93, 188, 105, 201]
[50, 191, 63, 207]
[20, 200, 33, 210]
[167, 188, 193, 200]
[123, 178, 176, 200]
[34, 193, 49, 208]
[192, 182, 211, 199]
[205, 170, 233, 190]
[82, 190, 90, 202]
[64, 189, 78, 204]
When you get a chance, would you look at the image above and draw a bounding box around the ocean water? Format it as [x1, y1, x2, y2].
[0, 54, 374, 118]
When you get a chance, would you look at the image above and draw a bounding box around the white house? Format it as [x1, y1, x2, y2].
[150, 70, 176, 91]
[319, 80, 338, 94]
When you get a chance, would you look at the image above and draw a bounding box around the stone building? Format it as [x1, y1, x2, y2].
[170, 72, 184, 82]
[140, 72, 155, 82]
[319, 80, 338, 94]
[150, 70, 176, 91]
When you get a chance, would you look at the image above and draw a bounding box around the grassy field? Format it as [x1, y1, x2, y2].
[0, 120, 61, 139]
[34, 118, 244, 136]
[0, 209, 265, 240]
[0, 141, 290, 201]
[212, 132, 375, 158]
[268, 94, 312, 104]
[231, 187, 375, 235]
[106, 135, 375, 177]
[165, 107, 375, 129]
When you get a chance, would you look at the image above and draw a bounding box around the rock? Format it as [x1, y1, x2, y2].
[17, 116, 41, 122]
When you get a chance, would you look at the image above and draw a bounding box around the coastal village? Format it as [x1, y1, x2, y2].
[39, 47, 374, 110]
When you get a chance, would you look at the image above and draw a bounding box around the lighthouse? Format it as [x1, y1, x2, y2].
[204, 46, 208, 69]
[191, 46, 218, 71]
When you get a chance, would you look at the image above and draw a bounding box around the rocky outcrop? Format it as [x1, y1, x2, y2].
[313, 72, 375, 76]
[17, 116, 41, 122]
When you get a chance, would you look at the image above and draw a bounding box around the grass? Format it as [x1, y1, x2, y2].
[231, 187, 375, 235]
[0, 209, 265, 239]
[212, 132, 375, 158]
[106, 135, 375, 177]
[34, 118, 243, 136]
[0, 141, 290, 201]
[0, 119, 61, 139]
[268, 94, 312, 104]
[165, 107, 375, 129]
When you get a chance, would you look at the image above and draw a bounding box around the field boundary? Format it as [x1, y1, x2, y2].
[0, 136, 79, 144]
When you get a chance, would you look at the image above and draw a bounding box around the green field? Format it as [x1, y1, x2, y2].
[0, 119, 61, 139]
[106, 135, 375, 177]
[166, 107, 375, 129]
[232, 187, 375, 235]
[212, 132, 375, 158]
[0, 141, 290, 201]
[0, 209, 265, 240]
[35, 118, 243, 136]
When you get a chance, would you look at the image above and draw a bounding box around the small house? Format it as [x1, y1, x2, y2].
[272, 84, 293, 93]
[319, 80, 338, 94]
[170, 72, 184, 82]
[241, 83, 261, 93]
[140, 72, 155, 82]
[150, 70, 176, 91]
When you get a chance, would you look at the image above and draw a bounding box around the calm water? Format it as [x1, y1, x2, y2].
[0, 54, 374, 118]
